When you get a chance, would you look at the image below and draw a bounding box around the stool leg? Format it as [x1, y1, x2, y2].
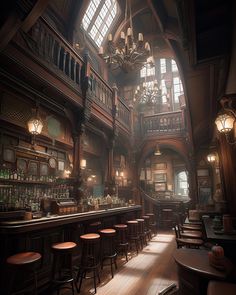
[110, 258, 114, 278]
[33, 270, 38, 295]
[93, 269, 97, 293]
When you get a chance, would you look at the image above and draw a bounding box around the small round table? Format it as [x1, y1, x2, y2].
[173, 248, 233, 295]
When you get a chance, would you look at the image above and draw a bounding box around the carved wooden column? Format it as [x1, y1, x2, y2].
[104, 83, 118, 195]
[188, 154, 198, 207]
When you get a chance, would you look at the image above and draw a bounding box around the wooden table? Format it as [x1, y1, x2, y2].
[173, 248, 232, 295]
[203, 216, 236, 263]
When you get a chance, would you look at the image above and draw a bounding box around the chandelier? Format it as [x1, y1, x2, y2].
[98, 0, 151, 73]
[134, 79, 161, 105]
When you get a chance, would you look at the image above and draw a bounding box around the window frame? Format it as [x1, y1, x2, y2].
[81, 0, 119, 48]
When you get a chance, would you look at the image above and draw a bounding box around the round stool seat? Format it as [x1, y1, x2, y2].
[142, 215, 150, 219]
[6, 252, 41, 295]
[52, 241, 77, 251]
[80, 233, 100, 240]
[114, 224, 127, 229]
[100, 228, 116, 235]
[90, 221, 102, 226]
[127, 220, 138, 224]
[7, 252, 41, 265]
[136, 218, 144, 222]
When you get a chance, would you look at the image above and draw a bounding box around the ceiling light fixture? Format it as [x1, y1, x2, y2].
[98, 0, 152, 73]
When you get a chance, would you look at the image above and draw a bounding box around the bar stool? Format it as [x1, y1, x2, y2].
[136, 218, 146, 249]
[6, 251, 42, 295]
[76, 233, 101, 294]
[114, 224, 129, 262]
[142, 215, 152, 241]
[86, 221, 102, 233]
[161, 208, 174, 228]
[146, 213, 157, 236]
[51, 241, 77, 295]
[127, 220, 140, 254]
[99, 228, 117, 278]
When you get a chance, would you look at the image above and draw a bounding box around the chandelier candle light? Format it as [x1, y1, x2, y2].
[99, 0, 151, 72]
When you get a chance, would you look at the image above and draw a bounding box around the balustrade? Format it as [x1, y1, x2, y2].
[117, 99, 131, 128]
[142, 110, 185, 135]
[13, 18, 131, 132]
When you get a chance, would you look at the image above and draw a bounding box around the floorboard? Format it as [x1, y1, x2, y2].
[52, 231, 178, 295]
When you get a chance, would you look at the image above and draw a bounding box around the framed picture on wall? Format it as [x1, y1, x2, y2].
[198, 177, 211, 187]
[146, 168, 152, 181]
[17, 158, 27, 173]
[155, 163, 167, 170]
[197, 169, 209, 177]
[28, 161, 38, 176]
[3, 147, 15, 163]
[40, 163, 49, 176]
[153, 173, 167, 182]
[199, 187, 212, 204]
[58, 160, 65, 171]
[155, 182, 166, 191]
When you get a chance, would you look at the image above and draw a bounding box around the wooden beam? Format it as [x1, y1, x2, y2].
[0, 12, 21, 52]
[21, 0, 50, 32]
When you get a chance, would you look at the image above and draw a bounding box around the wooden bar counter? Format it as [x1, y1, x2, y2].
[0, 205, 141, 293]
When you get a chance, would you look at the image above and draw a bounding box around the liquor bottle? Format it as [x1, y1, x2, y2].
[13, 170, 18, 180]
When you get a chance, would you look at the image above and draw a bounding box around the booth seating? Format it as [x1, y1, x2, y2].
[76, 233, 101, 294]
[207, 281, 236, 295]
[114, 224, 129, 262]
[6, 251, 42, 295]
[99, 228, 117, 278]
[51, 241, 77, 295]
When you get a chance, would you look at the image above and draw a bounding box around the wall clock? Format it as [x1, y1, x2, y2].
[49, 157, 57, 169]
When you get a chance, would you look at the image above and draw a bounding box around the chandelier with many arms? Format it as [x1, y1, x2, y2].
[98, 0, 152, 73]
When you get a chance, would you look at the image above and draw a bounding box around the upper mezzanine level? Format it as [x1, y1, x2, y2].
[0, 17, 187, 143]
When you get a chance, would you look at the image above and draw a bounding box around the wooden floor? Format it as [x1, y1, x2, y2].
[54, 231, 178, 295]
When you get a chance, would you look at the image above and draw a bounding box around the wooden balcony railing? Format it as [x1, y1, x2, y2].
[90, 68, 113, 112]
[13, 18, 131, 132]
[117, 98, 131, 128]
[140, 110, 185, 136]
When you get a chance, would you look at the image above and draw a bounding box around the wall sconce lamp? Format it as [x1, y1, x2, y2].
[27, 106, 43, 136]
[80, 159, 86, 169]
[154, 144, 162, 156]
[215, 97, 236, 145]
[207, 153, 216, 163]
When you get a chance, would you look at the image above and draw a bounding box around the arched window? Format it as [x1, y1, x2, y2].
[175, 170, 188, 196]
[82, 0, 118, 47]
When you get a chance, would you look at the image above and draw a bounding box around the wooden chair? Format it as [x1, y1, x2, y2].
[173, 225, 204, 249]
